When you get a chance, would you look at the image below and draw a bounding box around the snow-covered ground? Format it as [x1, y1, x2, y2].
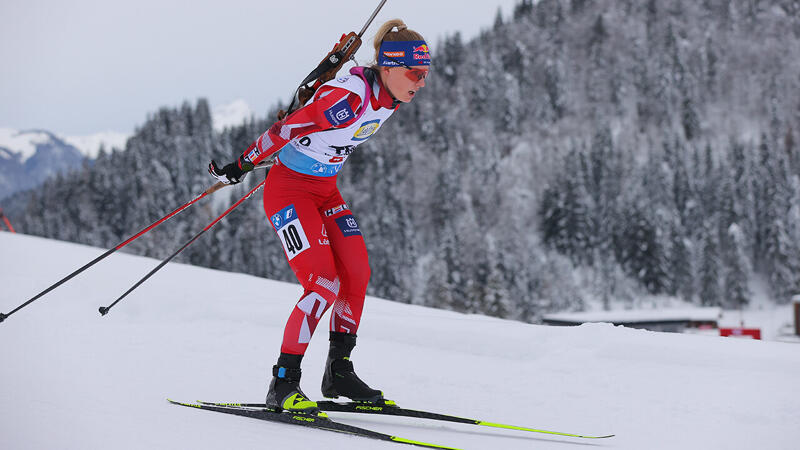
[545, 304, 799, 343]
[1, 232, 799, 450]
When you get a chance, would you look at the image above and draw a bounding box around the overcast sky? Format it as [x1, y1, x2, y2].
[1, 0, 520, 135]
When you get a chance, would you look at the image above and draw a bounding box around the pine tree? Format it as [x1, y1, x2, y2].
[786, 126, 797, 176]
[539, 148, 592, 262]
[698, 222, 722, 307]
[438, 32, 464, 85]
[493, 7, 504, 31]
[475, 236, 512, 318]
[704, 34, 719, 100]
[729, 141, 755, 252]
[764, 157, 800, 303]
[614, 202, 668, 294]
[513, 0, 535, 20]
[681, 95, 701, 141]
[723, 223, 751, 309]
[670, 223, 695, 301]
[544, 58, 567, 120]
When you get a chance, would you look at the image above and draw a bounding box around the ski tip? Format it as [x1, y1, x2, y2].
[576, 433, 615, 439]
[580, 433, 615, 439]
[168, 399, 205, 409]
[562, 433, 616, 439]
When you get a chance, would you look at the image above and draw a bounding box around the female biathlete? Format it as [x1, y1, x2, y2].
[208, 19, 430, 414]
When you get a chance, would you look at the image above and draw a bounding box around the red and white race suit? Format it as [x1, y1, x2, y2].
[240, 66, 398, 355]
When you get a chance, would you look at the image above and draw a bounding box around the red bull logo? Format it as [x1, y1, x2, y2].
[412, 44, 431, 62]
[412, 44, 429, 53]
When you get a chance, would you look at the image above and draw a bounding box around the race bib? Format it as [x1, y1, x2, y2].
[270, 205, 310, 260]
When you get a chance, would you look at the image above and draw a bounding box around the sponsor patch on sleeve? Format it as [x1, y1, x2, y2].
[324, 100, 355, 127]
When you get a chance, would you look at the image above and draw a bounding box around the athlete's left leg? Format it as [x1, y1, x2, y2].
[318, 201, 382, 402]
[321, 205, 370, 334]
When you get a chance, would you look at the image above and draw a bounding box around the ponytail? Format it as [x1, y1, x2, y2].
[372, 19, 426, 65]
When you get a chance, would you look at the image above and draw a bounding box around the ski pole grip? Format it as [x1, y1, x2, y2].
[204, 181, 228, 195]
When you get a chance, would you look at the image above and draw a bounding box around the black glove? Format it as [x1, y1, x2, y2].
[208, 156, 253, 185]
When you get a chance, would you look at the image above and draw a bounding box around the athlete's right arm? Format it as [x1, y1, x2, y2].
[244, 86, 363, 166]
[208, 85, 363, 184]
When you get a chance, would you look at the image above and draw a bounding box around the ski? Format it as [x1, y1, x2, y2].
[168, 399, 460, 450]
[197, 399, 615, 440]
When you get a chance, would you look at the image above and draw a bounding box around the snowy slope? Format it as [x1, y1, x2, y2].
[1, 232, 799, 450]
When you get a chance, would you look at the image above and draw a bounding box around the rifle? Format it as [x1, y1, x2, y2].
[277, 0, 388, 120]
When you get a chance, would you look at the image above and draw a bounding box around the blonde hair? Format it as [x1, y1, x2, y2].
[372, 19, 426, 65]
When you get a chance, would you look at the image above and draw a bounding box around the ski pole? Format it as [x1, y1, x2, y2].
[0, 162, 274, 324]
[98, 178, 268, 316]
[0, 188, 214, 324]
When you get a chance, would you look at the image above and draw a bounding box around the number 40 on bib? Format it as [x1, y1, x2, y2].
[270, 205, 311, 260]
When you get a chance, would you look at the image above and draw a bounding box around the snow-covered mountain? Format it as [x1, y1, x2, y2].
[1, 232, 799, 450]
[0, 128, 88, 200]
[0, 97, 250, 200]
[0, 127, 128, 165]
[63, 130, 130, 159]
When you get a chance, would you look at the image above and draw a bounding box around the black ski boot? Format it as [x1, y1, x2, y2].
[265, 353, 319, 414]
[321, 332, 384, 403]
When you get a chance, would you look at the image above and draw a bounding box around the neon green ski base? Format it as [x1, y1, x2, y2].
[476, 420, 614, 439]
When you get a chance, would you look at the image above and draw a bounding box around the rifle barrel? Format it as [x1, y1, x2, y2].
[359, 0, 389, 37]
